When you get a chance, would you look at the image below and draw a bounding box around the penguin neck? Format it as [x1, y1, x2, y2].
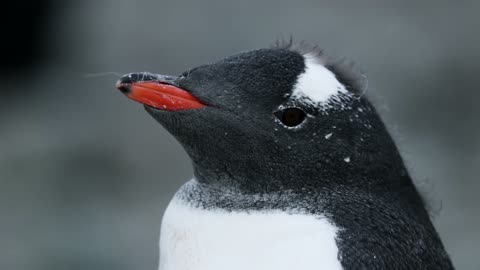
[171, 175, 426, 217]
[192, 159, 413, 195]
[172, 178, 324, 212]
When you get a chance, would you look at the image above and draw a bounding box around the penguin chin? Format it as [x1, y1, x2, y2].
[144, 104, 203, 123]
[144, 105, 189, 132]
[143, 104, 212, 144]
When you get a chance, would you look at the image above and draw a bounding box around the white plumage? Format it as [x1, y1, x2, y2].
[159, 180, 342, 270]
[292, 54, 348, 105]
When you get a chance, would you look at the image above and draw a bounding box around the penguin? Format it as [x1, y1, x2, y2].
[115, 42, 454, 270]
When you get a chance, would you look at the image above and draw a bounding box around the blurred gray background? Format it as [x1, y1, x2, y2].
[1, 1, 479, 269]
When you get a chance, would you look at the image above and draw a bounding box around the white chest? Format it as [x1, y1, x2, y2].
[158, 196, 342, 270]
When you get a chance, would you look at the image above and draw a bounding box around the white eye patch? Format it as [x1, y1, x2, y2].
[291, 54, 349, 107]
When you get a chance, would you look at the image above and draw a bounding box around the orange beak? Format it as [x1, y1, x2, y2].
[116, 78, 206, 111]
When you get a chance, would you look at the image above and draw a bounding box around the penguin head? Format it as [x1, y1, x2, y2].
[117, 44, 409, 193]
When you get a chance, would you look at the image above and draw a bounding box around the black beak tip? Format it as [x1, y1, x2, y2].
[115, 79, 131, 95]
[116, 72, 161, 95]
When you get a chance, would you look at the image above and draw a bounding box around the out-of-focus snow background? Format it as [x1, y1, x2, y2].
[1, 1, 478, 269]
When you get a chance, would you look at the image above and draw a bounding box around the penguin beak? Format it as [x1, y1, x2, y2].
[116, 72, 206, 111]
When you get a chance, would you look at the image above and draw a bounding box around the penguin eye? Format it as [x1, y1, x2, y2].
[274, 107, 306, 127]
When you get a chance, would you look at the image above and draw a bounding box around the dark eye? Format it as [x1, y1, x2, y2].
[274, 107, 307, 127]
